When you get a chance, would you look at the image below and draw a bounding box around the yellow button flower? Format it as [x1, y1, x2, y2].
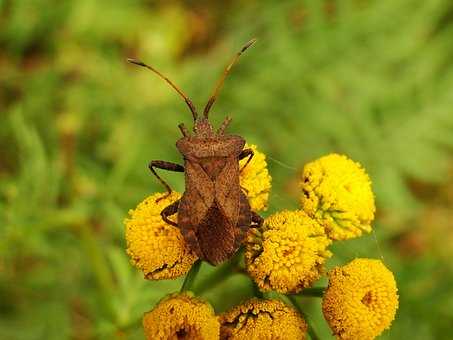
[245, 210, 332, 294]
[322, 258, 399, 340]
[240, 143, 272, 212]
[220, 298, 307, 340]
[124, 192, 198, 280]
[299, 153, 375, 240]
[143, 292, 219, 340]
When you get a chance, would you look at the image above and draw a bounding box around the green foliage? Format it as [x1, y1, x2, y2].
[1, 0, 453, 339]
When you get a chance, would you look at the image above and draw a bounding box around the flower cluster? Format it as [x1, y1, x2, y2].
[245, 210, 332, 293]
[124, 147, 398, 340]
[323, 259, 399, 340]
[322, 259, 398, 340]
[220, 298, 307, 339]
[299, 153, 375, 240]
[239, 143, 272, 212]
[143, 293, 219, 340]
[143, 294, 307, 340]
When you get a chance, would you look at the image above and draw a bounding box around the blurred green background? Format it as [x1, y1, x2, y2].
[1, 0, 453, 339]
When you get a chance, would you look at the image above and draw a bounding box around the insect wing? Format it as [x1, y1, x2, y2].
[183, 160, 215, 225]
[214, 155, 241, 226]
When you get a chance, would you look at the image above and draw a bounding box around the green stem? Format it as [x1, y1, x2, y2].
[299, 287, 326, 297]
[251, 280, 264, 299]
[287, 295, 321, 340]
[180, 260, 202, 292]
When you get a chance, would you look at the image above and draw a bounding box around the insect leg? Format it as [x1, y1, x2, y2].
[161, 199, 180, 227]
[239, 148, 254, 172]
[251, 211, 264, 227]
[149, 160, 184, 201]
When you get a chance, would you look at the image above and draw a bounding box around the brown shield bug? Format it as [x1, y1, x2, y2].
[128, 39, 263, 265]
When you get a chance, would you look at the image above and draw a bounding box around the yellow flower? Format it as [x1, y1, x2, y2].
[143, 293, 219, 340]
[245, 210, 332, 293]
[240, 143, 272, 212]
[124, 192, 198, 280]
[220, 298, 307, 340]
[299, 153, 375, 240]
[322, 258, 399, 340]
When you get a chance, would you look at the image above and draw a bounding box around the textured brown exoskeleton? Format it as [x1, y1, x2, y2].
[128, 39, 263, 265]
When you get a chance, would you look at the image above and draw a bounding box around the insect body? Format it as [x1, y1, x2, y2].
[128, 39, 262, 265]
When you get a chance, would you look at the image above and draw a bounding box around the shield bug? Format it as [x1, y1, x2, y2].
[128, 39, 263, 265]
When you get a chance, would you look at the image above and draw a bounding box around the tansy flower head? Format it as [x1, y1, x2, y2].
[322, 258, 399, 340]
[240, 143, 272, 212]
[124, 192, 198, 280]
[245, 210, 332, 293]
[220, 298, 307, 340]
[143, 292, 219, 340]
[299, 153, 375, 240]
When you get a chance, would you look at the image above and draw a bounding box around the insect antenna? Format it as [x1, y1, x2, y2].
[203, 38, 257, 118]
[127, 58, 198, 121]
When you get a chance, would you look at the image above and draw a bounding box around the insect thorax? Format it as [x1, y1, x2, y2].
[176, 135, 245, 159]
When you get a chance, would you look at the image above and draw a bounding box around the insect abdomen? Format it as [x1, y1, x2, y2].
[197, 202, 239, 264]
